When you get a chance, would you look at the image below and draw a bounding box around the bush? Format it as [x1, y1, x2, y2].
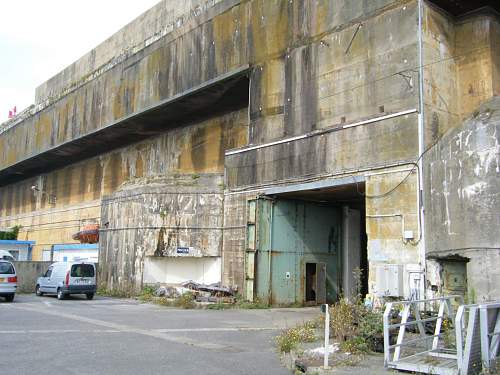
[329, 298, 362, 341]
[0, 226, 20, 240]
[328, 298, 384, 353]
[138, 286, 155, 302]
[340, 336, 370, 354]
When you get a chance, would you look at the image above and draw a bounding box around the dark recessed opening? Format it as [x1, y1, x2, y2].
[0, 69, 250, 186]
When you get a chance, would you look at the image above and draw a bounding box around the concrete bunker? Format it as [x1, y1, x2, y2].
[245, 176, 367, 305]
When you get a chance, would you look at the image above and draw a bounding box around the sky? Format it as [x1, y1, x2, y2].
[0, 0, 160, 123]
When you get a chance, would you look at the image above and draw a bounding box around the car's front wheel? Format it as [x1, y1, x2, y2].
[5, 294, 14, 302]
[57, 289, 66, 300]
[35, 285, 43, 296]
[86, 293, 94, 300]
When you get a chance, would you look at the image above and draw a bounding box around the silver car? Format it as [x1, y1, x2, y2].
[0, 260, 17, 302]
[36, 262, 97, 300]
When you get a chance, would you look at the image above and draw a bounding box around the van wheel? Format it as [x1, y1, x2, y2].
[36, 285, 43, 296]
[86, 293, 94, 300]
[57, 289, 66, 300]
[5, 294, 14, 302]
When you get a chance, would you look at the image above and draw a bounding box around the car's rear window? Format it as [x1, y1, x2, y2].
[0, 262, 15, 275]
[70, 264, 95, 277]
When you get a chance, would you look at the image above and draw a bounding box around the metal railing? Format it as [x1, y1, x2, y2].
[385, 297, 500, 375]
[383, 296, 464, 374]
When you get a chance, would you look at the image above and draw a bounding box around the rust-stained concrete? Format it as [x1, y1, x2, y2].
[0, 0, 498, 299]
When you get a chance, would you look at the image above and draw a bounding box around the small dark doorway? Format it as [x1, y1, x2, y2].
[305, 263, 316, 302]
[305, 262, 327, 305]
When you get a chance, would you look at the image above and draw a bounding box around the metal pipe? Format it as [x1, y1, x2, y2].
[225, 160, 419, 196]
[225, 109, 417, 156]
[417, 0, 427, 299]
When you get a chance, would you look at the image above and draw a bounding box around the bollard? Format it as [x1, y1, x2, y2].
[321, 304, 330, 369]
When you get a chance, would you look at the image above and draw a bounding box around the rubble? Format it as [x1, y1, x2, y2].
[180, 280, 236, 297]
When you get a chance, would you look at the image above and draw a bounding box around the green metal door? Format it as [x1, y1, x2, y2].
[252, 198, 341, 305]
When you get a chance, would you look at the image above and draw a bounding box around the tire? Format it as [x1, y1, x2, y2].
[86, 293, 94, 300]
[5, 294, 14, 302]
[36, 285, 43, 296]
[57, 288, 66, 300]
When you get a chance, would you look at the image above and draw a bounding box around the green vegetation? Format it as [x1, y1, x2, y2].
[275, 321, 317, 353]
[207, 296, 270, 310]
[0, 225, 21, 240]
[96, 287, 135, 298]
[329, 298, 384, 353]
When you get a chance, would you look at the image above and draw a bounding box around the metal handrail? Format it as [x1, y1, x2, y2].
[384, 295, 463, 368]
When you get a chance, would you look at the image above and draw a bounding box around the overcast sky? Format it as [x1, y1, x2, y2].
[0, 0, 160, 122]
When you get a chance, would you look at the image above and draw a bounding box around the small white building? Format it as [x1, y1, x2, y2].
[42, 244, 98, 263]
[0, 240, 35, 261]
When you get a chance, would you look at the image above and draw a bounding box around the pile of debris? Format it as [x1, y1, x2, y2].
[153, 281, 236, 303]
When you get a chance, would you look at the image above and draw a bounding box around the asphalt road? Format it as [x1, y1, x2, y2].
[0, 294, 317, 375]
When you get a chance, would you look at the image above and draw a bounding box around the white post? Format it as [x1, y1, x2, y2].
[324, 304, 330, 369]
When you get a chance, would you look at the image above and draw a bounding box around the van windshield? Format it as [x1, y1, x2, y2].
[0, 262, 15, 274]
[70, 264, 95, 278]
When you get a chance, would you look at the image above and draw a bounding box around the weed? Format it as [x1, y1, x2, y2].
[173, 292, 196, 309]
[275, 321, 317, 353]
[96, 287, 134, 298]
[138, 286, 155, 302]
[340, 336, 369, 354]
[329, 298, 361, 341]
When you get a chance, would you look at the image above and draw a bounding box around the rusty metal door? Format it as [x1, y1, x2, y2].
[442, 260, 468, 301]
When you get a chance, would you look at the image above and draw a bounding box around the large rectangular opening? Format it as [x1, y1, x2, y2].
[251, 177, 367, 305]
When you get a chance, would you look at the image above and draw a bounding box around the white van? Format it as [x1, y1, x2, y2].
[36, 262, 96, 300]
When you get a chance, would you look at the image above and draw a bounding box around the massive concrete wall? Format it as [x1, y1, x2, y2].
[423, 6, 500, 144]
[100, 176, 225, 292]
[425, 97, 500, 300]
[34, 0, 225, 105]
[0, 0, 498, 297]
[0, 108, 247, 260]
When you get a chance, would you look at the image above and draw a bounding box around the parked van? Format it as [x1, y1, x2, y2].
[0, 260, 17, 302]
[36, 262, 96, 300]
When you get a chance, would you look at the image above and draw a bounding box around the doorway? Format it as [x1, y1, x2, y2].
[249, 177, 368, 305]
[305, 262, 326, 305]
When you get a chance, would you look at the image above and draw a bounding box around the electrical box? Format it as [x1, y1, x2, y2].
[404, 230, 414, 240]
[375, 264, 404, 297]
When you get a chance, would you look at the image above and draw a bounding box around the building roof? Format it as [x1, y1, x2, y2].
[0, 240, 35, 245]
[53, 244, 98, 251]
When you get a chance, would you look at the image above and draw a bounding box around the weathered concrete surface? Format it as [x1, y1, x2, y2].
[12, 261, 51, 293]
[0, 0, 499, 298]
[425, 96, 500, 300]
[34, 0, 225, 105]
[0, 109, 246, 260]
[99, 175, 225, 293]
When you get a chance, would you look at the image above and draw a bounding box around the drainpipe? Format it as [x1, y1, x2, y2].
[417, 0, 427, 298]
